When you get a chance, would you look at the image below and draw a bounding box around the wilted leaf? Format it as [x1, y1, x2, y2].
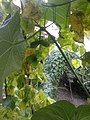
[71, 0, 90, 31]
[70, 10, 84, 43]
[23, 0, 42, 21]
[25, 48, 35, 58]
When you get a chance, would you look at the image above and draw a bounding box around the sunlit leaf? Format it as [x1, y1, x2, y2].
[72, 59, 82, 69]
[19, 100, 26, 110]
[58, 29, 74, 47]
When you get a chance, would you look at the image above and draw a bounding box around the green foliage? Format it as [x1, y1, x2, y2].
[1, 100, 90, 120]
[43, 49, 78, 97]
[42, 0, 71, 27]
[1, 61, 55, 118]
[21, 18, 35, 34]
[0, 105, 31, 120]
[0, 12, 25, 82]
[82, 52, 90, 67]
[44, 49, 90, 98]
[31, 100, 90, 120]
[72, 0, 90, 31]
[2, 95, 17, 110]
[0, 0, 90, 119]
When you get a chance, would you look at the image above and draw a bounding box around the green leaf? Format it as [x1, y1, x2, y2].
[0, 12, 25, 82]
[40, 40, 50, 47]
[30, 40, 40, 48]
[17, 75, 25, 89]
[0, 12, 3, 22]
[75, 105, 90, 120]
[31, 100, 76, 120]
[42, 0, 71, 27]
[71, 0, 88, 12]
[2, 95, 17, 110]
[2, 0, 12, 13]
[30, 39, 50, 48]
[31, 100, 90, 120]
[58, 29, 74, 47]
[21, 17, 35, 34]
[26, 54, 38, 66]
[82, 52, 90, 67]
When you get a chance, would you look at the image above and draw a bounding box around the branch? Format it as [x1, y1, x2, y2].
[15, 29, 40, 45]
[42, 0, 77, 8]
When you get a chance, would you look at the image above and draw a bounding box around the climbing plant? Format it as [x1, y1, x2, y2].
[0, 0, 90, 119]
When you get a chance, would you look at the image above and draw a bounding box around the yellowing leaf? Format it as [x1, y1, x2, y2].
[72, 59, 82, 69]
[35, 90, 47, 104]
[25, 48, 35, 58]
[47, 97, 55, 104]
[70, 10, 84, 43]
[19, 101, 26, 110]
[23, 0, 42, 21]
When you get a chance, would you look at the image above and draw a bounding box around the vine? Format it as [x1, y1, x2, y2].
[0, 0, 90, 119]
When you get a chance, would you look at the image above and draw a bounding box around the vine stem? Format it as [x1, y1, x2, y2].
[39, 26, 90, 98]
[15, 29, 40, 45]
[42, 0, 77, 8]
